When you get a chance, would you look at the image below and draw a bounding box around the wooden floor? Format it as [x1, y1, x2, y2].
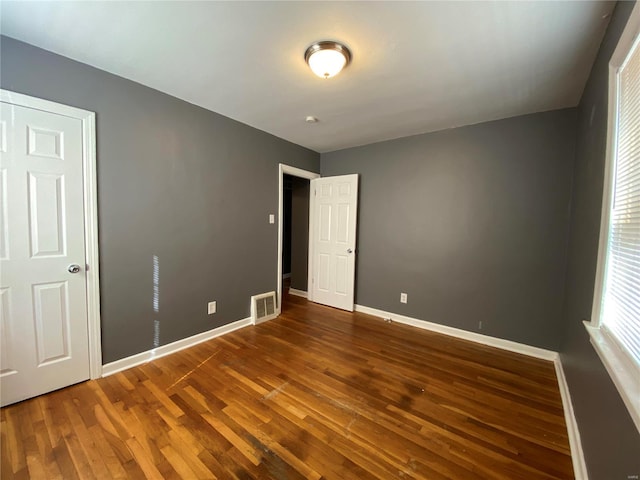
[1, 292, 574, 479]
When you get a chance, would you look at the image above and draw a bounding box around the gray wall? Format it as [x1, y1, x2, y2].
[0, 36, 320, 364]
[322, 109, 576, 351]
[290, 177, 310, 291]
[560, 1, 640, 478]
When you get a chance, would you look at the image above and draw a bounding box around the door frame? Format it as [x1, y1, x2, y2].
[276, 164, 319, 314]
[1, 89, 102, 379]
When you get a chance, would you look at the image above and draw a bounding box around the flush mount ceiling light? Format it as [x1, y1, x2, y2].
[305, 41, 352, 79]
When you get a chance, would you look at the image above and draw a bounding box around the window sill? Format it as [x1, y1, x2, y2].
[583, 321, 640, 433]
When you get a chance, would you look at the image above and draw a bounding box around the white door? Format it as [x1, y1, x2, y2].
[309, 174, 358, 311]
[0, 101, 91, 406]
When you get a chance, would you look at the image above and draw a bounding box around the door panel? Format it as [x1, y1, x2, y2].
[28, 172, 66, 257]
[335, 256, 348, 295]
[319, 204, 332, 241]
[27, 126, 64, 159]
[33, 281, 71, 365]
[0, 102, 90, 406]
[310, 174, 358, 311]
[336, 204, 350, 243]
[0, 287, 15, 376]
[0, 168, 8, 259]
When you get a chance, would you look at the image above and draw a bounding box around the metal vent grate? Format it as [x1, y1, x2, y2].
[251, 291, 278, 325]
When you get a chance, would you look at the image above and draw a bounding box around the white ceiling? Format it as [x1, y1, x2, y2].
[1, 1, 614, 153]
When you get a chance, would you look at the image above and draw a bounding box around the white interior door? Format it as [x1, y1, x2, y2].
[309, 174, 358, 311]
[0, 101, 91, 406]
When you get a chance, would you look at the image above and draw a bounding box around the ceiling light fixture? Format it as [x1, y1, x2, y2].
[305, 41, 352, 79]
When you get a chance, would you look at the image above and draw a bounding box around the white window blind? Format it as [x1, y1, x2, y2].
[601, 34, 640, 368]
[587, 2, 640, 435]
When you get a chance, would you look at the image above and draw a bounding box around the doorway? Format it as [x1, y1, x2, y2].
[282, 174, 311, 299]
[276, 165, 319, 314]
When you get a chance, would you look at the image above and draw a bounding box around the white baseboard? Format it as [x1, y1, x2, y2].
[288, 288, 308, 298]
[354, 304, 558, 361]
[554, 358, 588, 480]
[102, 317, 252, 377]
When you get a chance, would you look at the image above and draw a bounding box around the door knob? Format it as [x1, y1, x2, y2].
[347, 248, 353, 254]
[68, 264, 81, 274]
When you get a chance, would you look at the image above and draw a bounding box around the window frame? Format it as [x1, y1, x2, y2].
[586, 1, 640, 434]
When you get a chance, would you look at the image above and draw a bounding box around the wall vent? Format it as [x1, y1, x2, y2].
[251, 291, 278, 325]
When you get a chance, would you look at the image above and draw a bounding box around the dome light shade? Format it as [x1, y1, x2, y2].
[305, 41, 351, 79]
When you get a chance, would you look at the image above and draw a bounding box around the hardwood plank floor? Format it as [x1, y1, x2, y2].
[1, 293, 574, 479]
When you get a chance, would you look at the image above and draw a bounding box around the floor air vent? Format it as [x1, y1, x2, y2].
[251, 291, 278, 325]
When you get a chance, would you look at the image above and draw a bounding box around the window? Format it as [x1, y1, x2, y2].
[586, 3, 640, 433]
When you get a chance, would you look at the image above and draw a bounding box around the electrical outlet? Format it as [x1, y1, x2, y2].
[208, 301, 216, 315]
[478, 321, 483, 330]
[269, 214, 275, 224]
[400, 293, 407, 304]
